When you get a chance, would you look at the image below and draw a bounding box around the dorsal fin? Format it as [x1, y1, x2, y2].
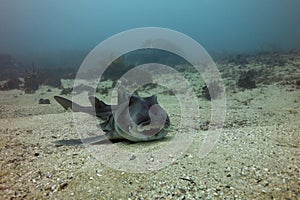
[88, 96, 112, 120]
[89, 96, 108, 110]
[54, 96, 95, 114]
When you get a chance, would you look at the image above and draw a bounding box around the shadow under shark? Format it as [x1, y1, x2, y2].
[54, 86, 170, 146]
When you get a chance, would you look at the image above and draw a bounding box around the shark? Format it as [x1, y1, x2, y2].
[54, 86, 170, 144]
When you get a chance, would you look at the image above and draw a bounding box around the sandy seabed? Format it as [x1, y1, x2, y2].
[0, 54, 299, 199]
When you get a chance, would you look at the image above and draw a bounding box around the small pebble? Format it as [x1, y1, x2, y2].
[129, 154, 136, 160]
[177, 188, 186, 194]
[59, 182, 68, 190]
[46, 172, 52, 178]
[51, 185, 56, 191]
[149, 156, 154, 162]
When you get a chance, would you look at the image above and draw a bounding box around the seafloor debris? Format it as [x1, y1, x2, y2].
[96, 87, 109, 95]
[0, 78, 23, 90]
[24, 65, 40, 94]
[237, 70, 256, 89]
[201, 80, 223, 100]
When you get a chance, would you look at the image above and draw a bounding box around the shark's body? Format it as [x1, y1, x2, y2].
[54, 86, 170, 144]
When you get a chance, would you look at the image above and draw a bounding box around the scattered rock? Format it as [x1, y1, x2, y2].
[129, 154, 136, 160]
[34, 152, 40, 157]
[58, 182, 68, 191]
[96, 87, 109, 95]
[39, 98, 50, 104]
[60, 87, 73, 95]
[201, 81, 223, 100]
[237, 70, 256, 89]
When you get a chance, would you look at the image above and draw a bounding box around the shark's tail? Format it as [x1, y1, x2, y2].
[54, 96, 94, 114]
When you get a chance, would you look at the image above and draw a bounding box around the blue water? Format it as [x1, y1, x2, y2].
[0, 0, 299, 67]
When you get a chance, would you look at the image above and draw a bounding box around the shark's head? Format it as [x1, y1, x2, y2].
[114, 88, 170, 142]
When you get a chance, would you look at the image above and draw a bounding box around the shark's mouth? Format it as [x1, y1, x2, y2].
[136, 117, 170, 136]
[115, 119, 170, 142]
[136, 124, 164, 136]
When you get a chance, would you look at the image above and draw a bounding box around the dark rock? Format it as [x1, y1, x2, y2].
[39, 98, 50, 104]
[58, 182, 68, 190]
[96, 87, 109, 95]
[201, 81, 223, 100]
[60, 87, 73, 95]
[237, 70, 257, 89]
[201, 85, 210, 100]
